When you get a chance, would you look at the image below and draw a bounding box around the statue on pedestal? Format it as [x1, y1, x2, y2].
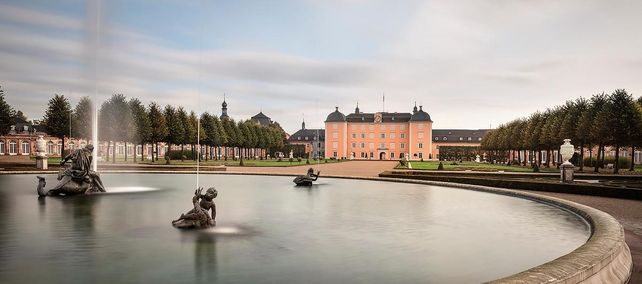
[172, 187, 217, 229]
[36, 144, 106, 197]
[35, 135, 48, 169]
[293, 167, 320, 186]
[560, 139, 575, 183]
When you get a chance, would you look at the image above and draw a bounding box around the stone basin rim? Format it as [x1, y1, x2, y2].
[1, 170, 633, 283]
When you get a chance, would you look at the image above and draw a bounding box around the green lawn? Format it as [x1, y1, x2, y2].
[406, 161, 560, 173]
[31, 156, 340, 167]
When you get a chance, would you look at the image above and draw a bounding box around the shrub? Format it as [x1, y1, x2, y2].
[583, 157, 631, 169]
[289, 157, 294, 164]
[165, 150, 196, 160]
[297, 157, 302, 162]
[325, 159, 328, 163]
[532, 163, 540, 172]
[420, 158, 424, 162]
[278, 158, 282, 162]
[437, 162, 444, 170]
[306, 159, 310, 165]
[165, 155, 171, 165]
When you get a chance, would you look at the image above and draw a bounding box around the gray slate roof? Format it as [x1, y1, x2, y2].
[432, 129, 490, 143]
[288, 128, 325, 142]
[251, 112, 272, 125]
[325, 107, 346, 122]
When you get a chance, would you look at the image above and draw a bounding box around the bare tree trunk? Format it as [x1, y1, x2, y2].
[630, 146, 636, 171]
[125, 142, 128, 162]
[133, 142, 137, 163]
[579, 144, 584, 171]
[545, 149, 550, 167]
[106, 141, 110, 162]
[593, 142, 602, 173]
[614, 146, 620, 174]
[112, 142, 116, 163]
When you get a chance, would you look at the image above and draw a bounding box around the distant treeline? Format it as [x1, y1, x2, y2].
[481, 89, 642, 173]
[0, 86, 288, 162]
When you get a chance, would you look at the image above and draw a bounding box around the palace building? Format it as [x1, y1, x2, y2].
[325, 104, 434, 160]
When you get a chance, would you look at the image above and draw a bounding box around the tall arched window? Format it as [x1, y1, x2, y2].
[0, 141, 4, 154]
[69, 142, 75, 150]
[22, 141, 30, 154]
[9, 140, 17, 154]
[57, 142, 62, 155]
[47, 141, 54, 154]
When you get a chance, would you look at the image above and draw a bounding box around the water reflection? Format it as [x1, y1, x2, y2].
[0, 174, 590, 283]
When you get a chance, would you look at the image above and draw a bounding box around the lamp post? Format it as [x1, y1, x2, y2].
[560, 139, 575, 183]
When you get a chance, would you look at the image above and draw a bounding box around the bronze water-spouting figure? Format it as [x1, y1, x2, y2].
[37, 145, 106, 197]
[172, 187, 217, 229]
[293, 167, 320, 186]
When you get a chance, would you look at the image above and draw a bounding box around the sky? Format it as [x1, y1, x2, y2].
[1, 0, 642, 134]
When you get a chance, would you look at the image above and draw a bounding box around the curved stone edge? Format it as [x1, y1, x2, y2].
[320, 175, 633, 284]
[4, 170, 633, 283]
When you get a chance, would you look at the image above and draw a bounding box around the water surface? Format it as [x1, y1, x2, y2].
[0, 174, 590, 283]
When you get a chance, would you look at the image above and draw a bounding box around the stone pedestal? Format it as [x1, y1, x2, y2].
[561, 162, 574, 183]
[36, 156, 48, 170]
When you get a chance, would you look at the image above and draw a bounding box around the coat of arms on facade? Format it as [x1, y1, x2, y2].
[374, 112, 382, 123]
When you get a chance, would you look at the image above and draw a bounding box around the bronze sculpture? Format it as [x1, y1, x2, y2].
[37, 145, 106, 197]
[172, 187, 217, 229]
[293, 168, 320, 186]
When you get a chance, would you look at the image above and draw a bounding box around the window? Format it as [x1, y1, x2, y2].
[57, 143, 62, 155]
[418, 153, 423, 159]
[69, 142, 75, 150]
[147, 145, 153, 156]
[380, 124, 386, 130]
[369, 133, 374, 139]
[23, 125, 28, 132]
[400, 143, 405, 149]
[0, 141, 4, 154]
[118, 145, 125, 155]
[369, 143, 374, 149]
[443, 137, 447, 141]
[9, 141, 17, 154]
[380, 143, 385, 148]
[351, 124, 356, 130]
[352, 133, 356, 138]
[332, 142, 338, 149]
[361, 133, 365, 139]
[478, 137, 482, 141]
[418, 143, 423, 149]
[418, 123, 424, 129]
[47, 141, 54, 154]
[390, 124, 396, 130]
[390, 143, 396, 149]
[333, 132, 338, 139]
[369, 124, 374, 130]
[360, 124, 365, 130]
[390, 133, 396, 139]
[391, 152, 395, 159]
[400, 133, 405, 139]
[22, 141, 30, 154]
[333, 151, 337, 157]
[380, 133, 385, 139]
[352, 143, 356, 148]
[351, 152, 356, 158]
[400, 124, 406, 130]
[370, 152, 374, 158]
[127, 145, 133, 156]
[137, 145, 143, 155]
[459, 137, 463, 141]
[435, 137, 439, 141]
[304, 137, 308, 141]
[360, 152, 365, 158]
[360, 143, 365, 148]
[418, 132, 423, 139]
[297, 137, 301, 140]
[333, 123, 338, 129]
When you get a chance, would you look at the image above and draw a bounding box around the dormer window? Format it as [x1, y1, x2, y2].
[468, 137, 472, 141]
[478, 137, 482, 141]
[459, 137, 463, 141]
[435, 137, 439, 141]
[297, 137, 301, 140]
[23, 125, 29, 131]
[443, 137, 448, 141]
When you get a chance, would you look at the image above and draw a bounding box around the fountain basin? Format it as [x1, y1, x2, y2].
[0, 174, 628, 283]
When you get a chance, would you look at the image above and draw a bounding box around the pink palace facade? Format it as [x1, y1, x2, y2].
[325, 104, 433, 160]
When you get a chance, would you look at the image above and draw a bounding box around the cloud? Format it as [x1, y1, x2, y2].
[2, 1, 642, 134]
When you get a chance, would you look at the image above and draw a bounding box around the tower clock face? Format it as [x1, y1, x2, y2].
[374, 113, 382, 123]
